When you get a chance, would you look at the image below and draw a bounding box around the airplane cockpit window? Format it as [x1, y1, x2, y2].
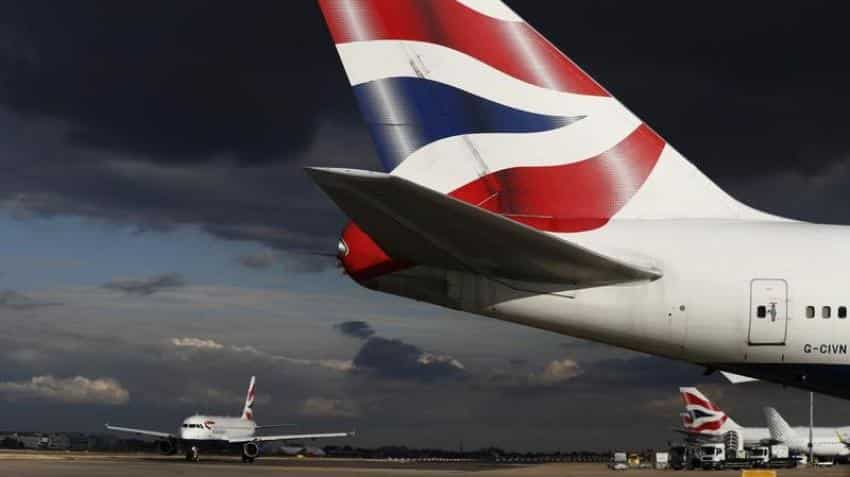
[806, 306, 815, 318]
[823, 306, 832, 319]
[182, 424, 188, 428]
[756, 305, 766, 318]
[840, 306, 847, 319]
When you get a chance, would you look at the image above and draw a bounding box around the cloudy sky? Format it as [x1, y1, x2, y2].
[2, 1, 850, 452]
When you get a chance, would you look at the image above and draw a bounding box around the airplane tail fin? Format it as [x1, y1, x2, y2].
[317, 0, 778, 230]
[241, 376, 256, 421]
[679, 387, 741, 434]
[764, 407, 798, 443]
[680, 412, 694, 429]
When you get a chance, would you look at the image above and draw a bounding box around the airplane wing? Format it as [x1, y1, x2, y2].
[306, 168, 662, 288]
[255, 424, 297, 430]
[228, 431, 353, 444]
[105, 424, 174, 440]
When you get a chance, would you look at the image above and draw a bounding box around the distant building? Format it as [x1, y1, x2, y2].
[87, 433, 120, 451]
[47, 433, 70, 450]
[17, 433, 49, 449]
[66, 433, 89, 451]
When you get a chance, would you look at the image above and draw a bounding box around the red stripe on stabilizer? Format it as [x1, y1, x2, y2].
[681, 392, 721, 412]
[690, 415, 728, 432]
[338, 124, 664, 282]
[317, 0, 608, 96]
[450, 124, 664, 232]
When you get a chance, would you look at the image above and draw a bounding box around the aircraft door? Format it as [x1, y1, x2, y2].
[748, 279, 788, 345]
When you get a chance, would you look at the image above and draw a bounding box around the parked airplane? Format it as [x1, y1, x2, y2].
[678, 387, 850, 460]
[106, 377, 352, 462]
[310, 0, 850, 400]
[764, 406, 850, 460]
[678, 387, 769, 446]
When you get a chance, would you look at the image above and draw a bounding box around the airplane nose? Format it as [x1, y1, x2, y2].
[338, 223, 406, 283]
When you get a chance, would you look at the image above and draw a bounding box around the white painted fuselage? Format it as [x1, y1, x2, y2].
[179, 415, 256, 442]
[380, 220, 850, 398]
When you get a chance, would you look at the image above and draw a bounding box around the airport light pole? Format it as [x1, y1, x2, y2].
[809, 391, 814, 466]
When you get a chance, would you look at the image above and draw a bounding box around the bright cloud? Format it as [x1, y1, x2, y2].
[0, 375, 129, 405]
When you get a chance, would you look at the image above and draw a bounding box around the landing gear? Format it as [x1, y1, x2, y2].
[185, 446, 200, 462]
[241, 454, 255, 463]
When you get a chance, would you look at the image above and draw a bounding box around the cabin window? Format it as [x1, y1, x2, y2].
[823, 306, 832, 319]
[182, 424, 188, 428]
[840, 306, 847, 319]
[756, 305, 766, 318]
[806, 306, 815, 318]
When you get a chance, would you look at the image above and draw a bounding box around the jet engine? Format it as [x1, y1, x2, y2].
[243, 442, 260, 459]
[158, 439, 177, 455]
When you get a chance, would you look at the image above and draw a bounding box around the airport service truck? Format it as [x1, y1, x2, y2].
[699, 443, 793, 470]
[608, 452, 628, 470]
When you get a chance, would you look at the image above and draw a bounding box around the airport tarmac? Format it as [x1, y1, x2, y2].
[1, 452, 847, 477]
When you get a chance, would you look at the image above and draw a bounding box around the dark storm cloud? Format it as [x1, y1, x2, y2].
[0, 1, 351, 162]
[580, 356, 712, 388]
[334, 320, 375, 340]
[237, 251, 277, 270]
[353, 336, 467, 382]
[102, 273, 186, 296]
[0, 1, 373, 251]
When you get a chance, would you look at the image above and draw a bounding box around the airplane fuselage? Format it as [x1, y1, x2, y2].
[706, 427, 850, 458]
[180, 415, 256, 442]
[367, 220, 850, 400]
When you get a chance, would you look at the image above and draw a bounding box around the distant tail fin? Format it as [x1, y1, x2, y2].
[241, 376, 256, 421]
[680, 412, 694, 429]
[679, 387, 741, 434]
[764, 407, 798, 443]
[317, 0, 778, 229]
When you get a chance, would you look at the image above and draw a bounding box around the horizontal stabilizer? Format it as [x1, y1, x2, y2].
[307, 167, 661, 287]
[720, 371, 759, 384]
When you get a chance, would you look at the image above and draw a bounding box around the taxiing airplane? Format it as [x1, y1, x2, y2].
[106, 377, 353, 462]
[309, 0, 850, 400]
[678, 387, 850, 460]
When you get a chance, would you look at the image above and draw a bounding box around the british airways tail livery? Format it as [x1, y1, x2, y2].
[677, 387, 770, 447]
[680, 387, 741, 435]
[310, 0, 850, 400]
[241, 375, 256, 421]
